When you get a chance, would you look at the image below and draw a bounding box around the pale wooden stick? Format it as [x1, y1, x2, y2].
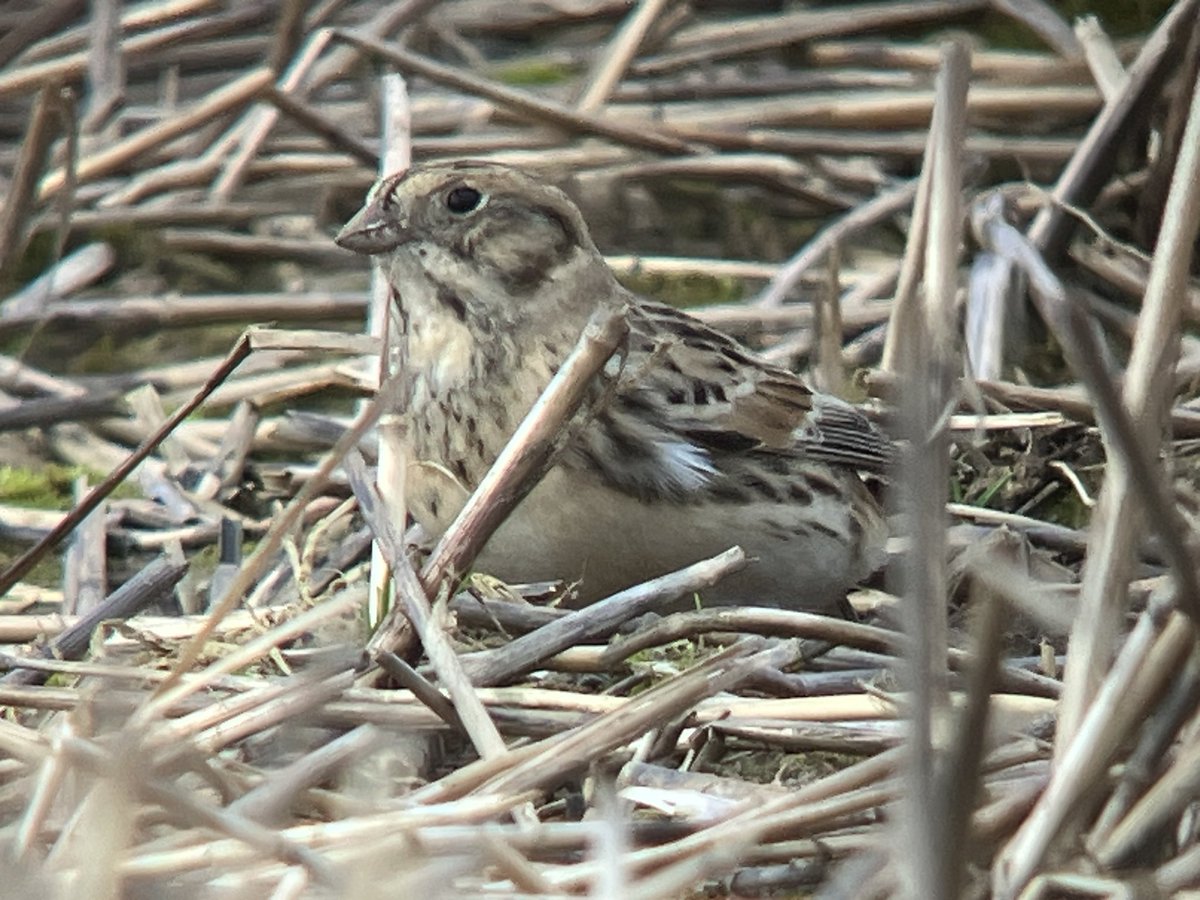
[754, 179, 917, 308]
[983, 59, 1200, 897]
[896, 39, 969, 900]
[346, 450, 507, 760]
[38, 67, 274, 199]
[1026, 0, 1200, 260]
[367, 72, 413, 630]
[575, 0, 672, 113]
[209, 27, 334, 200]
[333, 30, 694, 156]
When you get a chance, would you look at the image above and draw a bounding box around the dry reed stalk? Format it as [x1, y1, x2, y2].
[3, 3, 1200, 895]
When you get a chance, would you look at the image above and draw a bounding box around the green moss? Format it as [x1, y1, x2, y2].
[0, 230, 60, 295]
[90, 222, 159, 273]
[63, 331, 127, 376]
[1031, 485, 1091, 530]
[186, 541, 227, 590]
[0, 539, 62, 589]
[978, 0, 1172, 49]
[491, 58, 580, 86]
[0, 464, 116, 590]
[164, 252, 249, 292]
[618, 270, 744, 308]
[1048, 0, 1172, 35]
[0, 463, 141, 509]
[0, 464, 85, 509]
[93, 223, 288, 294]
[625, 637, 711, 686]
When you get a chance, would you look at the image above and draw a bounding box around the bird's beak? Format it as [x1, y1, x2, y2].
[335, 197, 410, 255]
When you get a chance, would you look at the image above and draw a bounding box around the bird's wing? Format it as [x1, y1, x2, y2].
[563, 299, 893, 503]
[624, 300, 894, 471]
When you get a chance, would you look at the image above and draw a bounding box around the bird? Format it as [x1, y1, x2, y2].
[336, 160, 891, 613]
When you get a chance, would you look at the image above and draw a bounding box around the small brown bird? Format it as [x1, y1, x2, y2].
[337, 161, 890, 612]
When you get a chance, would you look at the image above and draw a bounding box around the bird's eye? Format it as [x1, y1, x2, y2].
[446, 186, 482, 214]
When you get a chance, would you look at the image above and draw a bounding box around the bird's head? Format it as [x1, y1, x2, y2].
[337, 161, 611, 312]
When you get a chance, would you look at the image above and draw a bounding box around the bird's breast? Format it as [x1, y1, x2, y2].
[406, 311, 474, 396]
